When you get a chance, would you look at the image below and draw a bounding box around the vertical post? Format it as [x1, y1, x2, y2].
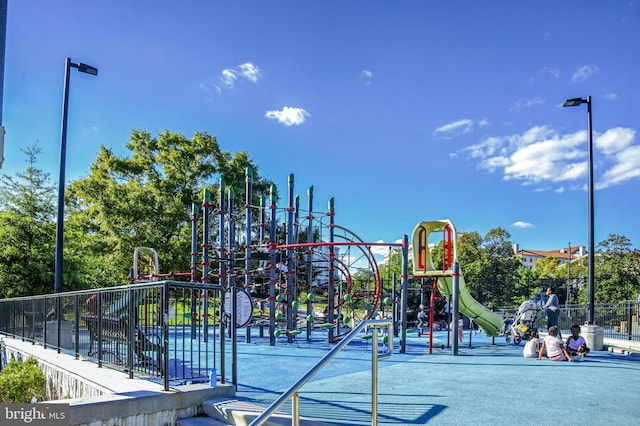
[190, 203, 199, 338]
[392, 272, 398, 337]
[586, 95, 595, 325]
[245, 168, 253, 297]
[163, 282, 170, 391]
[565, 241, 571, 308]
[452, 261, 460, 356]
[128, 287, 135, 379]
[259, 195, 266, 244]
[54, 58, 72, 294]
[228, 187, 238, 384]
[292, 392, 300, 426]
[202, 189, 211, 343]
[306, 186, 314, 340]
[327, 198, 335, 342]
[400, 235, 409, 353]
[293, 194, 300, 322]
[245, 169, 253, 344]
[217, 182, 226, 379]
[371, 325, 379, 426]
[190, 203, 199, 284]
[74, 294, 80, 359]
[0, 0, 6, 126]
[269, 185, 277, 346]
[286, 174, 295, 342]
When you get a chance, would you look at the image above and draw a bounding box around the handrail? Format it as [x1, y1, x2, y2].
[250, 319, 393, 426]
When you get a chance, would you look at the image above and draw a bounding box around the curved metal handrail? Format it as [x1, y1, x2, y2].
[250, 319, 393, 426]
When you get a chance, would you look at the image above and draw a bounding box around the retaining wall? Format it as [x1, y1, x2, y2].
[1, 336, 234, 425]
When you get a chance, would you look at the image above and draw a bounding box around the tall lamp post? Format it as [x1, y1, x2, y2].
[54, 58, 98, 294]
[563, 96, 594, 325]
[565, 241, 571, 308]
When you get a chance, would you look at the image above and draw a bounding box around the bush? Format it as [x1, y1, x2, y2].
[0, 357, 46, 403]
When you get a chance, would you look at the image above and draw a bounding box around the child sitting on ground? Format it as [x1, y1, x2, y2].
[523, 330, 540, 358]
[566, 324, 590, 357]
[538, 326, 573, 362]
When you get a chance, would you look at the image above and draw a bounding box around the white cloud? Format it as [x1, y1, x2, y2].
[528, 67, 560, 84]
[510, 96, 545, 111]
[239, 63, 262, 83]
[570, 65, 600, 83]
[265, 107, 310, 126]
[460, 125, 639, 190]
[360, 69, 373, 86]
[598, 144, 640, 189]
[512, 221, 534, 229]
[434, 118, 488, 137]
[370, 241, 390, 257]
[221, 69, 237, 87]
[595, 127, 635, 155]
[202, 62, 263, 96]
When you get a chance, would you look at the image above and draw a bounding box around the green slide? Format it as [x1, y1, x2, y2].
[412, 219, 503, 337]
[438, 275, 503, 337]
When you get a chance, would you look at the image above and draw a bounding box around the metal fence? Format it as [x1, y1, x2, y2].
[498, 300, 640, 342]
[0, 281, 224, 391]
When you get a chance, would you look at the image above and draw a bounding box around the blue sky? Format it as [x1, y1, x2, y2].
[2, 1, 639, 262]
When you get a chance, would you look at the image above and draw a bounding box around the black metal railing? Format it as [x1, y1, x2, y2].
[497, 300, 640, 341]
[0, 281, 224, 391]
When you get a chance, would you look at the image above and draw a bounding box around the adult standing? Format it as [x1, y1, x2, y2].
[542, 287, 561, 335]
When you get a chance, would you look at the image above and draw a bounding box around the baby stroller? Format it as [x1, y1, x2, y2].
[505, 300, 539, 345]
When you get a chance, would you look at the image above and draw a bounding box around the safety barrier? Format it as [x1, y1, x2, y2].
[0, 280, 224, 391]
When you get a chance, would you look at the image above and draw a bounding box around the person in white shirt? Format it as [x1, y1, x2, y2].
[538, 326, 573, 361]
[566, 324, 590, 357]
[523, 330, 540, 358]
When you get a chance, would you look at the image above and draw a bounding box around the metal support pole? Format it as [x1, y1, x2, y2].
[400, 234, 409, 353]
[586, 96, 595, 325]
[306, 187, 314, 340]
[54, 58, 72, 294]
[452, 261, 460, 356]
[269, 185, 277, 346]
[328, 198, 335, 342]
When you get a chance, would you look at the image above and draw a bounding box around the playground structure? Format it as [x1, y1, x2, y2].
[121, 170, 504, 359]
[411, 219, 503, 353]
[126, 169, 408, 347]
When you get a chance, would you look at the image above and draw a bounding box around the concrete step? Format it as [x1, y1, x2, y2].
[200, 397, 337, 426]
[606, 345, 640, 357]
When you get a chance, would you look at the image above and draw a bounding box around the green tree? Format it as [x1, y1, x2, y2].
[0, 147, 57, 297]
[457, 231, 483, 293]
[66, 130, 274, 286]
[594, 234, 640, 302]
[468, 227, 520, 307]
[512, 266, 539, 304]
[534, 256, 560, 278]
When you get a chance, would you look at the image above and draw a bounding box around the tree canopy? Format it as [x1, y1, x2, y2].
[0, 147, 59, 296]
[0, 133, 638, 305]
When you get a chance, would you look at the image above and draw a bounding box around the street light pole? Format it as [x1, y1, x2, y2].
[565, 241, 571, 308]
[563, 96, 595, 324]
[54, 58, 98, 294]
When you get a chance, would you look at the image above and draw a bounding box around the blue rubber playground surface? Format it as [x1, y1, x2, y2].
[224, 327, 640, 425]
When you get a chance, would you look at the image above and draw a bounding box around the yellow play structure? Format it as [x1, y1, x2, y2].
[411, 219, 503, 337]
